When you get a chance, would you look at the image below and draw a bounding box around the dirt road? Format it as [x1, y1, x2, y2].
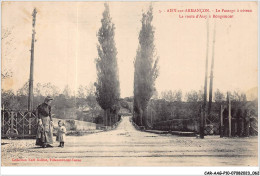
[1, 116, 258, 166]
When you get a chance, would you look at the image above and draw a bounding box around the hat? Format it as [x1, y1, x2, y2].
[45, 96, 53, 102]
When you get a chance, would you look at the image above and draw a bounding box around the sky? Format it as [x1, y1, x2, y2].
[1, 1, 258, 99]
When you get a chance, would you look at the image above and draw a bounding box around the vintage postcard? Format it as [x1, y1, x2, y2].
[1, 1, 258, 170]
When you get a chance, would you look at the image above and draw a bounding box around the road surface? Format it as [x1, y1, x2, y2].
[1, 116, 258, 166]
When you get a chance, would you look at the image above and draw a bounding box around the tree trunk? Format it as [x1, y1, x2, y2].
[103, 109, 106, 126]
[139, 108, 143, 126]
[106, 109, 110, 126]
[200, 105, 204, 139]
[144, 107, 148, 128]
[133, 111, 136, 124]
[109, 109, 111, 126]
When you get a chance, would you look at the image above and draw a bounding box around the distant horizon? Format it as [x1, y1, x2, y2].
[2, 81, 257, 102]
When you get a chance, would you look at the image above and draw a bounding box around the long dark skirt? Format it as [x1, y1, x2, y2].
[35, 116, 53, 146]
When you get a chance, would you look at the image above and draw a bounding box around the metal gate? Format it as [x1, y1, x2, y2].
[1, 110, 38, 138]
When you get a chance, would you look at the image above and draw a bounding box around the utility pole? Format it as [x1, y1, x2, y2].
[220, 105, 224, 138]
[201, 15, 209, 139]
[228, 92, 232, 137]
[28, 8, 37, 111]
[208, 21, 216, 117]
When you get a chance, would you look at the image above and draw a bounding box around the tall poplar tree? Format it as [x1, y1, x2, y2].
[95, 3, 120, 126]
[133, 6, 159, 127]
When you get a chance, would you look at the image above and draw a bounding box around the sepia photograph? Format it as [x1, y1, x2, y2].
[1, 0, 258, 170]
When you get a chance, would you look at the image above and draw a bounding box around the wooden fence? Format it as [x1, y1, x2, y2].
[1, 110, 38, 139]
[152, 118, 199, 132]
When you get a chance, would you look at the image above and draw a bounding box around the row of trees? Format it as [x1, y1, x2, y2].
[160, 89, 248, 103]
[91, 4, 160, 127]
[2, 83, 100, 122]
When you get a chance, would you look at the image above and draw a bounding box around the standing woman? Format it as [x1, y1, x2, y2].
[35, 96, 54, 148]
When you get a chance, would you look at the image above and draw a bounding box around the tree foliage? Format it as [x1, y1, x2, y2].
[1, 82, 102, 123]
[1, 89, 20, 110]
[214, 89, 225, 103]
[185, 90, 199, 102]
[133, 5, 159, 126]
[231, 91, 247, 102]
[95, 3, 120, 125]
[161, 90, 182, 102]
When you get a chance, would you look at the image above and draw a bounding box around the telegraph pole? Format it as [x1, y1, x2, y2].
[200, 15, 209, 139]
[208, 21, 216, 117]
[28, 8, 37, 111]
[228, 92, 232, 137]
